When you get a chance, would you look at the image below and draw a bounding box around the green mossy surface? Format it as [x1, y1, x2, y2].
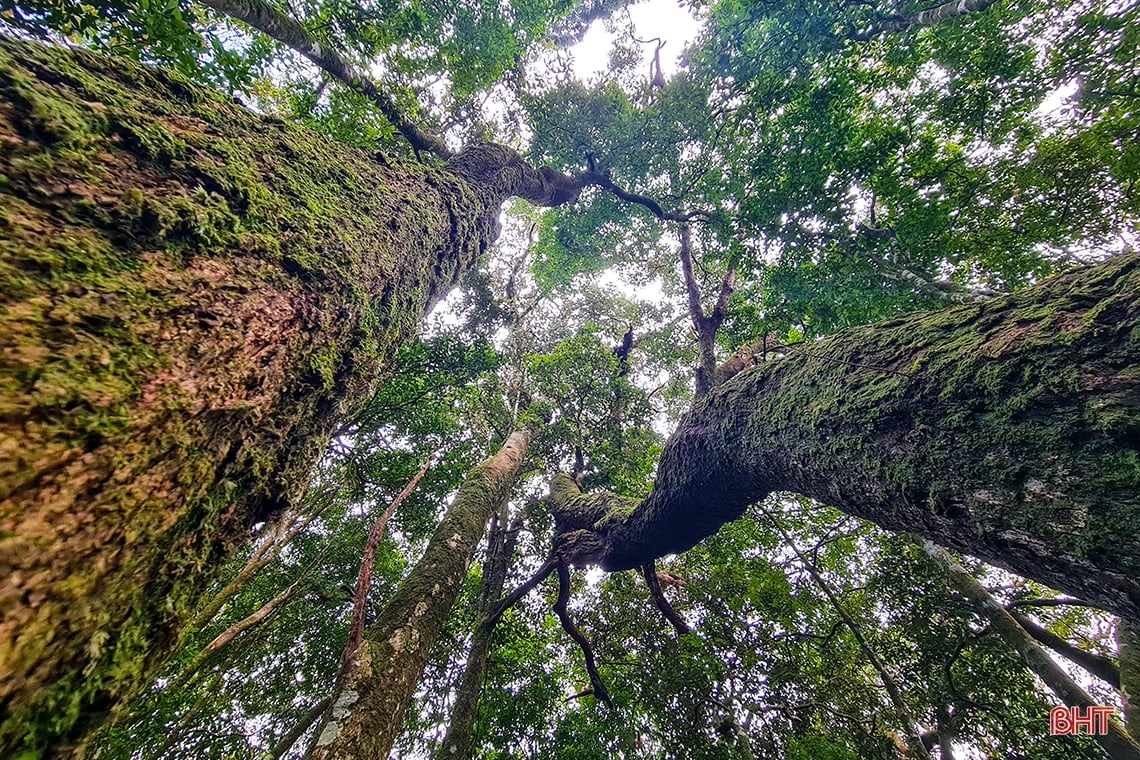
[627, 253, 1140, 615]
[0, 38, 494, 757]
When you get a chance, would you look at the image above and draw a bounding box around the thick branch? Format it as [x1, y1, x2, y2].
[579, 253, 1140, 621]
[923, 541, 1140, 760]
[1007, 610, 1120, 688]
[198, 0, 452, 158]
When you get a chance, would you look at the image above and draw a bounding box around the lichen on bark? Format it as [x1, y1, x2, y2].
[310, 429, 531, 760]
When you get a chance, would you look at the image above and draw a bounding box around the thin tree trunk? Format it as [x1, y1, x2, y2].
[1120, 621, 1140, 729]
[268, 696, 333, 760]
[922, 541, 1140, 760]
[0, 39, 556, 757]
[434, 508, 522, 759]
[554, 254, 1140, 621]
[308, 430, 531, 760]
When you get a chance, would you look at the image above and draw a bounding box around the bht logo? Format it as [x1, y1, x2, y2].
[1049, 705, 1114, 736]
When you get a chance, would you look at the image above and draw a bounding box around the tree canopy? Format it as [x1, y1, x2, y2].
[1, 0, 1139, 758]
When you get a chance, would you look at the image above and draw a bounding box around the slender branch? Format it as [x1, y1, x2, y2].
[849, 0, 1002, 41]
[585, 169, 708, 222]
[266, 696, 333, 760]
[679, 224, 707, 331]
[169, 580, 301, 691]
[765, 511, 932, 759]
[1008, 610, 1120, 688]
[342, 458, 432, 670]
[197, 0, 453, 158]
[553, 562, 612, 705]
[481, 557, 559, 631]
[711, 266, 738, 322]
[641, 561, 691, 635]
[1007, 597, 1100, 610]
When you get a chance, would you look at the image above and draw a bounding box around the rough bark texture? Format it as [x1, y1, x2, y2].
[309, 429, 530, 760]
[922, 541, 1140, 760]
[0, 39, 525, 756]
[556, 254, 1140, 620]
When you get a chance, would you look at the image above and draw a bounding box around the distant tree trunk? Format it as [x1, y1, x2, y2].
[1121, 621, 1140, 729]
[0, 39, 562, 757]
[434, 505, 522, 759]
[556, 253, 1140, 620]
[309, 429, 530, 760]
[921, 541, 1140, 760]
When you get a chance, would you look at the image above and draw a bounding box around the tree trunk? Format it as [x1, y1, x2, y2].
[434, 506, 522, 760]
[556, 253, 1140, 620]
[922, 541, 1140, 760]
[309, 429, 531, 760]
[0, 39, 551, 756]
[1121, 620, 1140, 729]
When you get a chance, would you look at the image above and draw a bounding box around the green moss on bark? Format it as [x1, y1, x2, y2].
[0, 38, 502, 757]
[588, 255, 1140, 620]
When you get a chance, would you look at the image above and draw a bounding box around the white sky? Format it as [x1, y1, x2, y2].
[570, 0, 703, 80]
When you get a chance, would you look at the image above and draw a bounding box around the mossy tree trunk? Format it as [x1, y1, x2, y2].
[310, 429, 531, 760]
[0, 40, 558, 757]
[555, 254, 1140, 619]
[1121, 620, 1140, 729]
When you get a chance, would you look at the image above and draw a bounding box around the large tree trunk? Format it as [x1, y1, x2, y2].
[554, 253, 1140, 619]
[0, 39, 556, 757]
[310, 429, 530, 760]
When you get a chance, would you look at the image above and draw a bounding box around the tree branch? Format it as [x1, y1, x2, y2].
[641, 561, 692, 635]
[849, 0, 1002, 41]
[198, 0, 453, 158]
[1008, 610, 1120, 688]
[342, 458, 432, 671]
[554, 562, 612, 705]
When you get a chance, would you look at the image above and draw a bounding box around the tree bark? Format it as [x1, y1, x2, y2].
[1008, 609, 1120, 688]
[922, 541, 1140, 760]
[434, 507, 522, 760]
[554, 253, 1140, 621]
[0, 40, 543, 756]
[309, 429, 531, 760]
